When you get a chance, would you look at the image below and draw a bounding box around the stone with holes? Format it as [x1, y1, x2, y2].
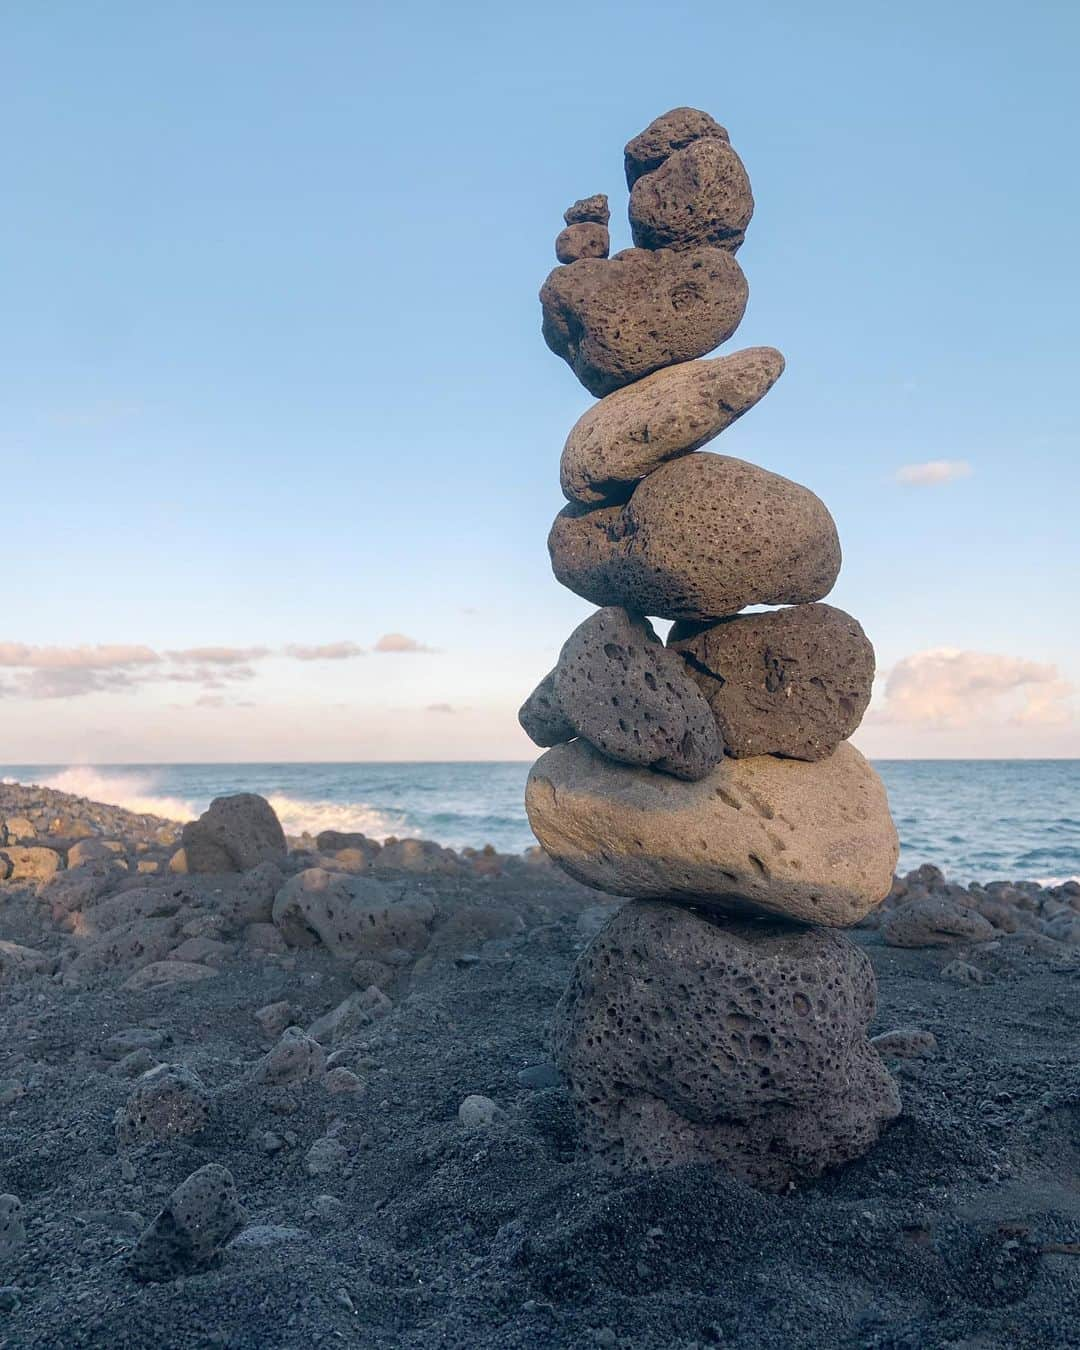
[556, 222, 609, 263]
[561, 347, 785, 505]
[552, 900, 900, 1189]
[624, 107, 731, 187]
[669, 603, 875, 759]
[549, 453, 841, 622]
[519, 607, 721, 780]
[525, 738, 897, 925]
[629, 135, 754, 253]
[882, 898, 996, 949]
[540, 247, 748, 398]
[271, 869, 435, 960]
[518, 670, 576, 747]
[128, 1164, 245, 1282]
[249, 1026, 326, 1085]
[115, 1063, 211, 1146]
[180, 793, 286, 874]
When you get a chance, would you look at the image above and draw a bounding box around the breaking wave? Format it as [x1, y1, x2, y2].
[33, 767, 199, 822]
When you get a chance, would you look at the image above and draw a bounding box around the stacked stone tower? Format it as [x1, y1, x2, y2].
[522, 109, 902, 1191]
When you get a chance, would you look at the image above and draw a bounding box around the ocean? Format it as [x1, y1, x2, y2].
[2, 760, 1078, 886]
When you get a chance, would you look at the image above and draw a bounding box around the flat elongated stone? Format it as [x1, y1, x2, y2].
[549, 453, 841, 621]
[540, 247, 748, 398]
[624, 108, 730, 187]
[560, 348, 784, 504]
[669, 603, 874, 759]
[519, 608, 721, 780]
[629, 137, 754, 252]
[525, 739, 898, 925]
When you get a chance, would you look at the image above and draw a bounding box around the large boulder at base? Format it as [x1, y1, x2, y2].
[553, 901, 900, 1190]
[180, 794, 286, 874]
[629, 136, 754, 253]
[669, 603, 875, 759]
[271, 868, 435, 961]
[519, 607, 721, 780]
[624, 107, 730, 187]
[540, 247, 748, 398]
[560, 348, 785, 505]
[525, 739, 898, 925]
[128, 1165, 245, 1283]
[549, 453, 841, 622]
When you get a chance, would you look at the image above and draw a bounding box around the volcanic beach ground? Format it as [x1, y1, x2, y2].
[1, 783, 1079, 1349]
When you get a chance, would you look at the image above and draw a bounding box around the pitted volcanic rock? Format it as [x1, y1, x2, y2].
[552, 900, 900, 1189]
[519, 607, 721, 780]
[540, 247, 748, 398]
[564, 193, 610, 225]
[556, 222, 610, 263]
[180, 793, 286, 874]
[128, 1164, 246, 1282]
[629, 137, 754, 253]
[518, 670, 577, 748]
[548, 452, 841, 621]
[525, 739, 898, 925]
[624, 107, 730, 187]
[669, 602, 874, 759]
[560, 347, 785, 504]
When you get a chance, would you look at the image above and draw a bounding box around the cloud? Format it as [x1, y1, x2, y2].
[167, 646, 271, 665]
[894, 459, 972, 486]
[194, 694, 226, 709]
[374, 633, 436, 654]
[283, 641, 366, 661]
[873, 648, 1076, 730]
[0, 643, 160, 670]
[426, 702, 455, 714]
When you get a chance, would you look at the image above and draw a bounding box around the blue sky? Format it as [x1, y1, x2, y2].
[2, 0, 1077, 761]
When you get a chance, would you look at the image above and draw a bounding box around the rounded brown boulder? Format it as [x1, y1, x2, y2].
[525, 738, 898, 925]
[540, 247, 748, 398]
[548, 453, 841, 621]
[624, 107, 730, 187]
[669, 603, 875, 760]
[519, 607, 722, 780]
[560, 347, 785, 505]
[555, 221, 609, 263]
[629, 137, 754, 253]
[552, 900, 900, 1189]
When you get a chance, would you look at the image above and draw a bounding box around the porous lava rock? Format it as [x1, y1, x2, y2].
[882, 898, 996, 949]
[249, 1026, 326, 1085]
[115, 1064, 211, 1146]
[179, 793, 286, 874]
[624, 108, 730, 187]
[519, 607, 721, 780]
[556, 221, 609, 263]
[560, 347, 785, 505]
[540, 247, 748, 397]
[552, 901, 900, 1188]
[564, 193, 610, 225]
[548, 453, 841, 621]
[271, 868, 435, 960]
[525, 739, 897, 926]
[629, 136, 754, 253]
[128, 1164, 245, 1283]
[668, 602, 874, 759]
[518, 670, 576, 747]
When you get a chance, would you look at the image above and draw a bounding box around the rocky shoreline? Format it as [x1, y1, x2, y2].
[1, 779, 1079, 1346]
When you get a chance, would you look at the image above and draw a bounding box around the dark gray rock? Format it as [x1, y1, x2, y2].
[668, 603, 874, 759]
[540, 247, 748, 398]
[552, 901, 900, 1190]
[548, 453, 841, 621]
[115, 1064, 211, 1146]
[179, 794, 286, 874]
[882, 899, 996, 949]
[518, 670, 576, 747]
[128, 1165, 245, 1282]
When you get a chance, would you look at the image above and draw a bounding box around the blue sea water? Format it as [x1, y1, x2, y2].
[2, 760, 1078, 885]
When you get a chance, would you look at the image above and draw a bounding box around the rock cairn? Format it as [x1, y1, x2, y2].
[522, 108, 902, 1190]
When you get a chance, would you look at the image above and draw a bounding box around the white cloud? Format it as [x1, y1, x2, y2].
[873, 648, 1076, 730]
[894, 459, 973, 486]
[0, 642, 160, 670]
[167, 646, 271, 665]
[284, 641, 366, 661]
[374, 633, 437, 654]
[426, 702, 455, 714]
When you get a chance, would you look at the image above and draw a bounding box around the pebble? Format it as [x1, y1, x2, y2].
[517, 1064, 562, 1090]
[458, 1094, 501, 1128]
[941, 960, 994, 986]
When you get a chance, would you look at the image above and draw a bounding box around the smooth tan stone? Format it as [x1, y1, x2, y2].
[525, 739, 898, 926]
[560, 348, 785, 505]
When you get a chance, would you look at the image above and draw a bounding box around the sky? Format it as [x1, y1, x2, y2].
[1, 0, 1078, 762]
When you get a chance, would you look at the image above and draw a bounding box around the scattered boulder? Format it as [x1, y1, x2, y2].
[552, 901, 899, 1189]
[250, 1027, 326, 1086]
[526, 739, 897, 926]
[254, 1001, 296, 1038]
[668, 603, 875, 759]
[459, 1095, 502, 1128]
[882, 899, 996, 949]
[115, 1064, 211, 1146]
[304, 1137, 348, 1177]
[624, 107, 730, 187]
[67, 838, 124, 869]
[629, 135, 753, 252]
[871, 1028, 939, 1059]
[272, 869, 435, 961]
[0, 845, 62, 885]
[540, 247, 748, 398]
[122, 961, 219, 992]
[128, 1165, 245, 1282]
[560, 347, 785, 505]
[549, 453, 841, 621]
[520, 607, 721, 780]
[179, 794, 286, 874]
[100, 1028, 168, 1061]
[62, 917, 183, 987]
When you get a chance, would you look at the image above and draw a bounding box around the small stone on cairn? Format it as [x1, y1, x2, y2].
[523, 108, 901, 1191]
